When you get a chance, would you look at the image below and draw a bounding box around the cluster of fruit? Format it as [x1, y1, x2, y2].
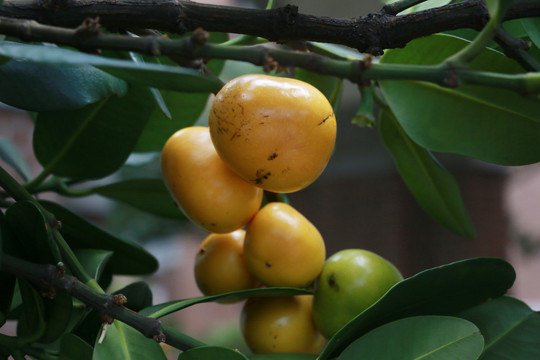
[161, 74, 402, 354]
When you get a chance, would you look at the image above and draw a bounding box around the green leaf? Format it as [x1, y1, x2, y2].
[41, 291, 73, 344]
[319, 257, 515, 360]
[0, 42, 223, 93]
[459, 296, 540, 359]
[0, 53, 127, 112]
[379, 34, 540, 166]
[93, 320, 167, 360]
[60, 333, 93, 360]
[17, 279, 45, 339]
[0, 212, 16, 321]
[33, 85, 154, 180]
[74, 249, 114, 282]
[378, 109, 475, 238]
[133, 92, 210, 152]
[40, 201, 158, 275]
[295, 68, 343, 111]
[0, 138, 32, 181]
[307, 42, 363, 60]
[113, 281, 153, 312]
[93, 179, 185, 219]
[141, 287, 312, 318]
[522, 18, 540, 50]
[178, 346, 248, 360]
[5, 201, 57, 264]
[486, 0, 514, 18]
[249, 354, 317, 360]
[338, 316, 483, 360]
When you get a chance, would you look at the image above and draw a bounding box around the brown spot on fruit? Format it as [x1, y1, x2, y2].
[267, 153, 278, 161]
[318, 113, 334, 126]
[328, 273, 339, 291]
[265, 262, 272, 268]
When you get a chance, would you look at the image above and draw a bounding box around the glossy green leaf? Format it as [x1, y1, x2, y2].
[113, 281, 153, 312]
[522, 18, 540, 50]
[0, 211, 16, 320]
[295, 68, 343, 111]
[0, 42, 223, 93]
[60, 333, 93, 360]
[134, 92, 210, 152]
[379, 34, 540, 165]
[93, 179, 185, 219]
[17, 279, 45, 338]
[5, 201, 57, 264]
[459, 296, 540, 359]
[307, 42, 363, 60]
[41, 291, 73, 344]
[338, 316, 483, 360]
[379, 109, 475, 238]
[178, 346, 248, 360]
[0, 138, 32, 181]
[319, 257, 515, 360]
[249, 354, 317, 360]
[141, 287, 312, 318]
[33, 85, 154, 180]
[93, 320, 167, 360]
[40, 201, 158, 275]
[74, 249, 114, 282]
[0, 55, 127, 112]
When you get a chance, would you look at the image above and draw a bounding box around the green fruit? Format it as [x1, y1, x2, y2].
[312, 249, 403, 339]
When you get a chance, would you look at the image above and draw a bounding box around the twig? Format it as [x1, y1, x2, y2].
[1, 0, 539, 53]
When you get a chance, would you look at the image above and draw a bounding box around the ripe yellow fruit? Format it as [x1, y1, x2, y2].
[161, 126, 263, 233]
[209, 74, 337, 193]
[241, 295, 326, 354]
[194, 230, 258, 299]
[244, 202, 325, 287]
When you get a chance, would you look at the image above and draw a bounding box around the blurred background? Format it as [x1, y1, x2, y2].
[2, 0, 540, 357]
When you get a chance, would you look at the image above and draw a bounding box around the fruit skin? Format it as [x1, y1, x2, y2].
[161, 126, 263, 233]
[194, 230, 258, 300]
[244, 202, 325, 288]
[312, 249, 403, 339]
[241, 295, 326, 354]
[209, 74, 337, 193]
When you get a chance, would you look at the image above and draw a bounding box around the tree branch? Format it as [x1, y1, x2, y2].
[1, 0, 539, 54]
[0, 253, 205, 350]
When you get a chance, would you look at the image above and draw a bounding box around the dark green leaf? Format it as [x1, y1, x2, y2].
[33, 85, 154, 180]
[0, 211, 16, 321]
[338, 316, 483, 360]
[0, 42, 223, 93]
[319, 258, 515, 360]
[93, 179, 185, 219]
[0, 138, 32, 181]
[379, 109, 475, 238]
[141, 287, 312, 318]
[5, 201, 57, 264]
[74, 249, 114, 282]
[60, 333, 93, 360]
[40, 201, 158, 275]
[459, 296, 540, 360]
[40, 291, 73, 344]
[307, 42, 363, 60]
[295, 68, 343, 111]
[249, 354, 317, 360]
[379, 34, 540, 166]
[0, 54, 127, 112]
[113, 281, 153, 312]
[93, 320, 167, 360]
[17, 279, 45, 338]
[178, 346, 248, 360]
[522, 18, 540, 50]
[133, 92, 210, 152]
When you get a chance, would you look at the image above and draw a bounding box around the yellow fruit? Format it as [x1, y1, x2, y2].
[161, 126, 263, 233]
[194, 230, 258, 299]
[241, 295, 326, 354]
[209, 74, 337, 193]
[244, 202, 325, 287]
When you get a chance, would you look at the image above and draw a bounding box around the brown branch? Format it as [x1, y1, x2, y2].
[0, 253, 205, 350]
[0, 0, 539, 54]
